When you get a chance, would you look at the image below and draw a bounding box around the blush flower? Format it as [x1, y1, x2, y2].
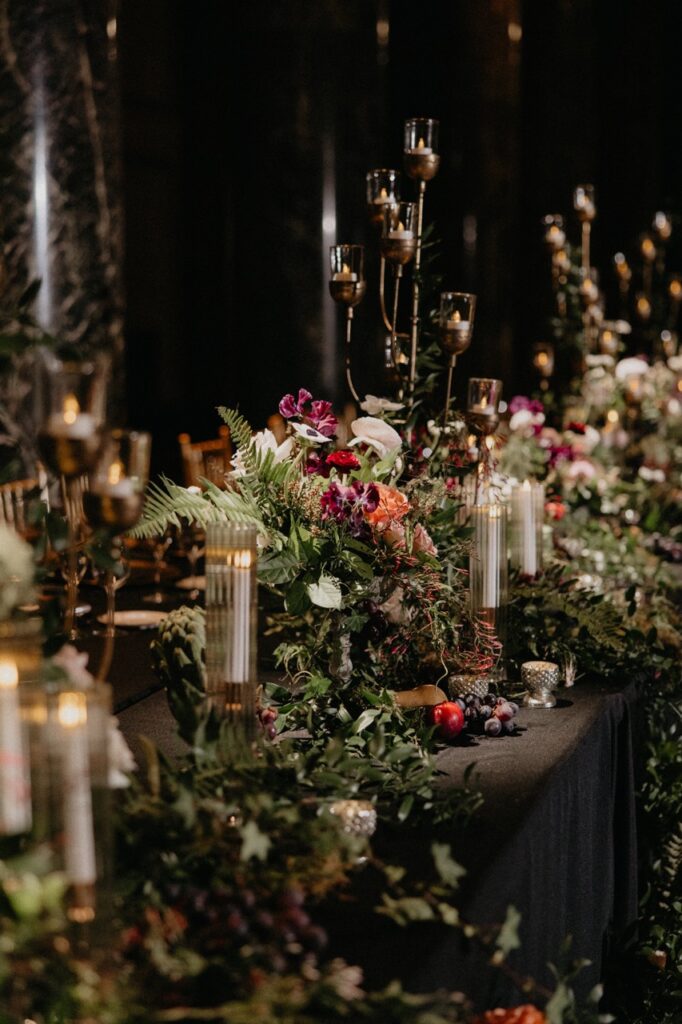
[364, 483, 410, 530]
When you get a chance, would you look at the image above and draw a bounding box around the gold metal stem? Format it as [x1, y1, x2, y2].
[344, 308, 360, 403]
[390, 266, 403, 371]
[408, 179, 427, 400]
[581, 221, 590, 272]
[378, 256, 394, 332]
[442, 355, 456, 429]
[97, 569, 116, 682]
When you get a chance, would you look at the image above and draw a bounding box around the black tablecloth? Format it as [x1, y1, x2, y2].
[70, 573, 638, 1010]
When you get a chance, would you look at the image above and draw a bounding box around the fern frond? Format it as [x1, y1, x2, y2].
[131, 478, 222, 538]
[217, 407, 252, 456]
[217, 404, 301, 491]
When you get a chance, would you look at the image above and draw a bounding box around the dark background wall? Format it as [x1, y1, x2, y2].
[118, 0, 682, 477]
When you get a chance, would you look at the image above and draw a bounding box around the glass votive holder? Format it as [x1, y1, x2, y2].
[468, 377, 502, 435]
[20, 680, 112, 925]
[613, 252, 632, 284]
[532, 341, 555, 378]
[380, 202, 418, 266]
[510, 480, 544, 577]
[329, 799, 377, 839]
[403, 117, 440, 180]
[634, 292, 652, 323]
[205, 522, 258, 730]
[639, 234, 657, 264]
[366, 168, 400, 226]
[522, 660, 560, 709]
[329, 244, 366, 308]
[439, 291, 476, 358]
[598, 322, 622, 357]
[573, 183, 596, 222]
[36, 354, 109, 479]
[652, 210, 672, 242]
[542, 214, 566, 251]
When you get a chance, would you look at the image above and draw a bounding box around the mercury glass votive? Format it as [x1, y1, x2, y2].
[403, 117, 440, 180]
[522, 660, 560, 709]
[380, 202, 418, 265]
[467, 377, 502, 435]
[329, 799, 377, 838]
[438, 291, 476, 357]
[329, 244, 366, 307]
[510, 480, 544, 577]
[205, 523, 258, 730]
[366, 169, 400, 226]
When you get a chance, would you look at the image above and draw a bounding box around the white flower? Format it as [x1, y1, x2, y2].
[52, 644, 94, 688]
[290, 422, 332, 445]
[108, 717, 136, 788]
[0, 525, 35, 620]
[232, 429, 295, 475]
[359, 394, 404, 415]
[615, 357, 648, 381]
[348, 416, 402, 459]
[563, 459, 597, 483]
[566, 424, 601, 455]
[638, 465, 666, 483]
[509, 409, 545, 435]
[667, 355, 682, 373]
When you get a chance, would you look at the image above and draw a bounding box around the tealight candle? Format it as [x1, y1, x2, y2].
[332, 262, 358, 282]
[47, 393, 97, 439]
[373, 187, 390, 205]
[407, 136, 433, 155]
[388, 220, 415, 240]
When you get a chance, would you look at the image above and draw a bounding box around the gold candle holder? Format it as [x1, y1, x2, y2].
[329, 244, 366, 402]
[380, 202, 417, 384]
[368, 169, 401, 333]
[439, 291, 477, 427]
[403, 118, 440, 402]
[205, 523, 258, 733]
[573, 183, 596, 272]
[542, 213, 566, 252]
[613, 252, 632, 318]
[468, 377, 502, 503]
[532, 341, 555, 387]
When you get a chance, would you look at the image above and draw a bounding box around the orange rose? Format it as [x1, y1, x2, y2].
[364, 483, 410, 529]
[474, 1006, 547, 1024]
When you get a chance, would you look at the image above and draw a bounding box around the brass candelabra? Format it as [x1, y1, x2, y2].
[328, 244, 367, 403]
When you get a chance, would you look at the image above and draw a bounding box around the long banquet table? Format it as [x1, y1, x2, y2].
[77, 573, 638, 1011]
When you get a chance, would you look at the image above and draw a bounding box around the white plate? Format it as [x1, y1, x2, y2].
[175, 576, 206, 591]
[96, 610, 167, 629]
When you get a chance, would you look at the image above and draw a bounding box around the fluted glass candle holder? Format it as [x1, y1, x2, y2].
[20, 680, 112, 926]
[510, 480, 544, 577]
[0, 620, 42, 838]
[366, 168, 400, 226]
[403, 117, 440, 181]
[469, 504, 508, 680]
[205, 523, 258, 730]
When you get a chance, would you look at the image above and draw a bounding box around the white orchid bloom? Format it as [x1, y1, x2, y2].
[615, 357, 648, 381]
[360, 394, 404, 415]
[509, 408, 544, 435]
[348, 416, 403, 459]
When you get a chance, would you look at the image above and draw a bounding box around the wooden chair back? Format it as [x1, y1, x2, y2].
[178, 426, 232, 489]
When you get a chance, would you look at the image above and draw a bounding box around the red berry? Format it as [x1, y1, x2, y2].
[427, 701, 465, 741]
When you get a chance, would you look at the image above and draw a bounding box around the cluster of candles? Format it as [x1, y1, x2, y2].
[0, 620, 110, 923]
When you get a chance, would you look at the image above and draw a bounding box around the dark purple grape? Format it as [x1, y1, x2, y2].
[508, 702, 519, 716]
[455, 698, 466, 710]
[480, 706, 492, 720]
[483, 694, 496, 707]
[502, 720, 516, 735]
[484, 717, 502, 737]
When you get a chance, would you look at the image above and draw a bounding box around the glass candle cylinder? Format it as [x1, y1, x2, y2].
[366, 169, 400, 226]
[439, 292, 476, 358]
[403, 117, 440, 180]
[469, 504, 508, 665]
[0, 621, 42, 838]
[510, 480, 544, 577]
[205, 523, 258, 728]
[467, 377, 502, 433]
[328, 244, 367, 307]
[20, 680, 112, 925]
[380, 202, 418, 266]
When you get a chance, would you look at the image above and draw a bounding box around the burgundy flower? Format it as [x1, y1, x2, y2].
[565, 421, 586, 434]
[326, 450, 361, 472]
[279, 388, 313, 420]
[310, 400, 337, 437]
[305, 451, 331, 477]
[320, 480, 378, 538]
[547, 444, 573, 467]
[509, 395, 544, 415]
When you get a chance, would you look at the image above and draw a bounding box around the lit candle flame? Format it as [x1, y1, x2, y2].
[63, 393, 80, 426]
[417, 137, 425, 150]
[451, 309, 461, 322]
[0, 658, 19, 689]
[379, 187, 387, 200]
[342, 262, 351, 274]
[107, 459, 124, 486]
[58, 692, 88, 728]
[231, 550, 253, 569]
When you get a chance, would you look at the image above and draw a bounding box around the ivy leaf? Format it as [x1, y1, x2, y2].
[431, 842, 466, 888]
[307, 574, 342, 609]
[352, 708, 381, 734]
[285, 579, 311, 615]
[496, 904, 522, 955]
[239, 820, 271, 862]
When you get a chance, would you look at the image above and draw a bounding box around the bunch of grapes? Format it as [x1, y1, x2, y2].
[158, 882, 327, 976]
[454, 693, 520, 737]
[257, 705, 279, 740]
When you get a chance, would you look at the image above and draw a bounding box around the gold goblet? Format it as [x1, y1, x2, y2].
[438, 291, 477, 428]
[328, 244, 366, 403]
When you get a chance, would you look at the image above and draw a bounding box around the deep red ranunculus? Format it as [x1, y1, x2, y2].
[326, 450, 361, 471]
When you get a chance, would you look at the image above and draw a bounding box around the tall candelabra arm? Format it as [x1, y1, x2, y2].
[344, 308, 361, 403]
[379, 256, 395, 333]
[390, 266, 404, 371]
[442, 355, 456, 429]
[408, 179, 427, 399]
